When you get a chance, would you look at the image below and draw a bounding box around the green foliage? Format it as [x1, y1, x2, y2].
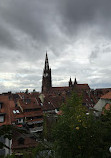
[43, 114, 48, 140]
[53, 92, 111, 158]
[0, 124, 28, 158]
[5, 154, 16, 158]
[0, 125, 13, 139]
[43, 113, 55, 141]
[5, 143, 54, 158]
[0, 125, 13, 149]
[25, 89, 28, 94]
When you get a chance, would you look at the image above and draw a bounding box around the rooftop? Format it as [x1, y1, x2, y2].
[101, 91, 111, 99]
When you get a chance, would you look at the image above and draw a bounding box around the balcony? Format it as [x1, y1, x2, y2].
[29, 126, 43, 133]
[27, 120, 43, 125]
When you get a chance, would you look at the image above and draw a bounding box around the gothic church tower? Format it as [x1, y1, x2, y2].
[42, 53, 52, 93]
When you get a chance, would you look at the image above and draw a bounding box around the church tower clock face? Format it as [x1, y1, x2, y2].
[45, 73, 48, 77]
[44, 73, 48, 77]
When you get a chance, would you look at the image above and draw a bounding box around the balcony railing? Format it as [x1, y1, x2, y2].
[27, 120, 43, 125]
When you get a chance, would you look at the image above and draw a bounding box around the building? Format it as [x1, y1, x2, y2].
[94, 91, 111, 115]
[42, 52, 52, 93]
[0, 95, 14, 156]
[0, 92, 43, 156]
[1, 52, 111, 156]
[41, 53, 97, 110]
[93, 88, 111, 100]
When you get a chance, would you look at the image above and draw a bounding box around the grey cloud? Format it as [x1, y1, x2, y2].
[0, 21, 16, 49]
[1, 0, 111, 50]
[90, 41, 111, 63]
[55, 0, 111, 38]
[0, 0, 111, 92]
[0, 0, 55, 44]
[0, 0, 61, 61]
[90, 47, 100, 61]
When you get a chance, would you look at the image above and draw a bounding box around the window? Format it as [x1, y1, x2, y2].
[27, 115, 42, 120]
[0, 115, 4, 123]
[16, 110, 20, 113]
[13, 110, 20, 114]
[82, 103, 86, 106]
[0, 103, 3, 109]
[18, 137, 25, 145]
[24, 108, 41, 112]
[37, 123, 43, 127]
[13, 110, 16, 114]
[16, 118, 23, 123]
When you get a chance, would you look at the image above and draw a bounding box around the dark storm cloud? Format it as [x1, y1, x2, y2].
[0, 0, 56, 45]
[56, 0, 111, 37]
[0, 0, 111, 48]
[0, 0, 111, 53]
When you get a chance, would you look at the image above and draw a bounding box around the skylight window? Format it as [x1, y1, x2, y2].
[16, 110, 20, 113]
[13, 110, 16, 114]
[13, 110, 20, 114]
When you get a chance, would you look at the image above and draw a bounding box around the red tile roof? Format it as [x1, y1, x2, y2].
[101, 91, 111, 99]
[104, 103, 111, 110]
[41, 95, 64, 111]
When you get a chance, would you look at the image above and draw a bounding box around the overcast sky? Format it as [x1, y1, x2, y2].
[0, 0, 111, 93]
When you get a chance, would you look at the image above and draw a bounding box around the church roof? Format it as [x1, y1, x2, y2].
[75, 84, 90, 90]
[51, 87, 69, 91]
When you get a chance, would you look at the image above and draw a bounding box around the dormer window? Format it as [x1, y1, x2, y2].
[16, 110, 20, 114]
[16, 118, 23, 124]
[13, 110, 16, 114]
[13, 110, 20, 114]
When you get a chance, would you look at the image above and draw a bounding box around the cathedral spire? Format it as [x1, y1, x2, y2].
[69, 77, 72, 87]
[44, 52, 49, 70]
[74, 77, 77, 85]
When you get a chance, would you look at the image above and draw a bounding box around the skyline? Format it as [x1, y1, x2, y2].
[0, 0, 111, 92]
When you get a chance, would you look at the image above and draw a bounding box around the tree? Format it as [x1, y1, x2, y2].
[25, 89, 28, 94]
[53, 92, 111, 158]
[0, 125, 13, 149]
[0, 125, 28, 158]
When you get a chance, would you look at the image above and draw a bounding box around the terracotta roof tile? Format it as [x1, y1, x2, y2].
[101, 91, 111, 99]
